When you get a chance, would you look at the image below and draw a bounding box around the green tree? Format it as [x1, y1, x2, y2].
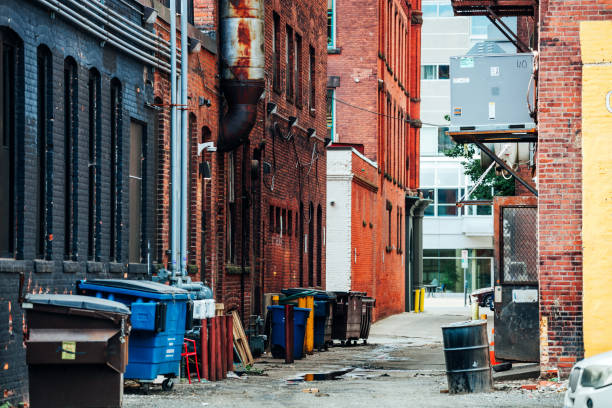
[443, 143, 515, 200]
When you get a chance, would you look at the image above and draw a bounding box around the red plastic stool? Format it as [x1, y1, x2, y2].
[182, 338, 201, 383]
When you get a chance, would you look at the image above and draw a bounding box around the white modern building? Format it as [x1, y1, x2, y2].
[419, 0, 516, 293]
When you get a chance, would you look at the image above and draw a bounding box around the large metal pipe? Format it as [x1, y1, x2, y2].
[218, 0, 265, 152]
[180, 0, 189, 276]
[170, 0, 179, 275]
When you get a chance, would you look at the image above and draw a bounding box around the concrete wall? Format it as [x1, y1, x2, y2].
[580, 20, 612, 359]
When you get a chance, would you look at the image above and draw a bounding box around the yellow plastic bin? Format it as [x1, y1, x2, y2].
[298, 296, 315, 353]
[420, 288, 425, 312]
[414, 289, 421, 313]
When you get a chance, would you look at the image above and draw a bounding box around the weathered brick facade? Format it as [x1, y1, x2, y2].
[536, 0, 610, 375]
[327, 0, 421, 319]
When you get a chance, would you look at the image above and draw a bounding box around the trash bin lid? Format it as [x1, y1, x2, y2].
[77, 279, 189, 300]
[25, 294, 131, 314]
[281, 288, 337, 301]
[440, 320, 487, 330]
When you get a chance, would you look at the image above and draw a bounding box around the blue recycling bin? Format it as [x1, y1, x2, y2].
[314, 300, 331, 350]
[77, 279, 189, 382]
[267, 305, 310, 359]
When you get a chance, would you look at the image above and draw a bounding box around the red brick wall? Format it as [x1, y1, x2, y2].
[328, 0, 421, 318]
[537, 0, 609, 375]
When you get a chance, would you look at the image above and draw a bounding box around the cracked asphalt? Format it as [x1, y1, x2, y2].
[123, 296, 565, 408]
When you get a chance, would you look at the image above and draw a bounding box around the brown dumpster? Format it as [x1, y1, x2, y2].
[331, 291, 364, 343]
[23, 294, 131, 408]
[360, 297, 376, 342]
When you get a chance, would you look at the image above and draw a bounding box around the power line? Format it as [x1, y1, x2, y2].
[330, 95, 449, 128]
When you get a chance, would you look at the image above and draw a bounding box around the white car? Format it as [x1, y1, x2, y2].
[564, 351, 612, 408]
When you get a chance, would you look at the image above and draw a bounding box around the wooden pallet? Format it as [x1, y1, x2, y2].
[231, 311, 254, 367]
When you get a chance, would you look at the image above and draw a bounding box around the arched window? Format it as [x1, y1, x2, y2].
[110, 78, 122, 261]
[64, 56, 78, 260]
[88, 68, 101, 261]
[316, 204, 322, 287]
[0, 27, 23, 258]
[37, 45, 52, 260]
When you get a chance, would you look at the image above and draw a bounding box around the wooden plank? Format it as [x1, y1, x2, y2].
[215, 303, 225, 316]
[226, 315, 234, 372]
[231, 311, 254, 366]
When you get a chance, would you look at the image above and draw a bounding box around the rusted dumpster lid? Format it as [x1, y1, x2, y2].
[24, 294, 130, 315]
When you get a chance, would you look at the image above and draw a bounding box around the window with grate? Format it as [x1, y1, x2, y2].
[308, 46, 315, 114]
[295, 34, 303, 108]
[64, 57, 78, 261]
[88, 68, 101, 261]
[286, 25, 294, 102]
[273, 13, 281, 93]
[110, 78, 122, 261]
[37, 45, 53, 260]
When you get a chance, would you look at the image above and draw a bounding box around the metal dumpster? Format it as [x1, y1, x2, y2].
[77, 279, 189, 390]
[23, 294, 131, 408]
[332, 291, 364, 344]
[360, 296, 376, 343]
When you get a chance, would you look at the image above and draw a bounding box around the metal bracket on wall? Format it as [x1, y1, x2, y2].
[485, 6, 530, 53]
[474, 141, 538, 197]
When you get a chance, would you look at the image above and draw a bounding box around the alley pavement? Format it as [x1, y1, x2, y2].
[124, 295, 564, 408]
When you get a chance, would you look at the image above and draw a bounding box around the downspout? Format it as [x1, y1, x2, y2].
[180, 0, 189, 276]
[218, 0, 265, 153]
[170, 0, 179, 277]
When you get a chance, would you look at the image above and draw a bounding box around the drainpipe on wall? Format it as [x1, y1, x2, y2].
[180, 0, 189, 276]
[170, 0, 178, 277]
[218, 0, 265, 153]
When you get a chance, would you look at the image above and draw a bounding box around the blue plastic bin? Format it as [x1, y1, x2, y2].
[77, 279, 189, 382]
[267, 305, 310, 359]
[314, 300, 331, 350]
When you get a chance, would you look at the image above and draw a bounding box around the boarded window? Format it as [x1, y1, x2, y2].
[37, 45, 52, 260]
[64, 57, 78, 260]
[128, 121, 144, 263]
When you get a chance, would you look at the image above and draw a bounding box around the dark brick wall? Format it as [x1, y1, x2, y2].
[0, 0, 157, 404]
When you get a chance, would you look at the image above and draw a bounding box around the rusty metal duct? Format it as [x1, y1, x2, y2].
[218, 0, 266, 152]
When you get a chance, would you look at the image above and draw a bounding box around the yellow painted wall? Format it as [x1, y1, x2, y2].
[581, 20, 612, 358]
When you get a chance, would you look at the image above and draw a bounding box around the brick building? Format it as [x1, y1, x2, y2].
[0, 0, 219, 403]
[326, 0, 426, 319]
[449, 0, 611, 376]
[191, 0, 328, 318]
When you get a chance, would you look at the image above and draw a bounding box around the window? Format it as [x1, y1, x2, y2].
[37, 46, 52, 260]
[437, 127, 453, 154]
[269, 205, 274, 233]
[275, 207, 281, 234]
[110, 78, 122, 261]
[470, 16, 489, 38]
[287, 210, 293, 236]
[295, 34, 303, 108]
[272, 13, 281, 92]
[308, 202, 314, 286]
[326, 89, 335, 141]
[281, 208, 286, 235]
[327, 0, 335, 48]
[227, 152, 236, 263]
[0, 28, 20, 258]
[286, 25, 294, 102]
[421, 64, 449, 80]
[128, 121, 144, 263]
[308, 46, 315, 114]
[423, 2, 454, 17]
[299, 202, 304, 286]
[387, 203, 392, 249]
[64, 57, 78, 261]
[187, 0, 194, 25]
[88, 69, 101, 261]
[316, 204, 322, 286]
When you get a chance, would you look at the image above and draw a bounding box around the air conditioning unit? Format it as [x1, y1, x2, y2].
[450, 53, 536, 133]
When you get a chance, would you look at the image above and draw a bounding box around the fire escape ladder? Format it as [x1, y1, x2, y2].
[485, 6, 530, 52]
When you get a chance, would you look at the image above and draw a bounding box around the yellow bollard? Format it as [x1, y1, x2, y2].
[471, 302, 480, 320]
[420, 288, 425, 312]
[305, 295, 314, 354]
[414, 289, 421, 313]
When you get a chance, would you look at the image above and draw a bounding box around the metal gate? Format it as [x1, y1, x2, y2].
[494, 198, 539, 362]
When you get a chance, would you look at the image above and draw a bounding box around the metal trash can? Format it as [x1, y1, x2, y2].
[360, 297, 376, 343]
[332, 291, 364, 343]
[77, 279, 189, 390]
[23, 294, 131, 408]
[441, 320, 492, 393]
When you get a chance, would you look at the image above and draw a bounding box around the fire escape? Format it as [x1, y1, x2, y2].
[449, 0, 538, 196]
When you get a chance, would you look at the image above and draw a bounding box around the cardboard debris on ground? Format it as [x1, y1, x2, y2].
[302, 388, 319, 393]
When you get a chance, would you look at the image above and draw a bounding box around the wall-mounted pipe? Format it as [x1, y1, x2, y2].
[180, 0, 189, 276]
[218, 0, 265, 152]
[170, 0, 179, 275]
[34, 0, 173, 73]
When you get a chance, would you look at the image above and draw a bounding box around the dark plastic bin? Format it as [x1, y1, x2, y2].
[23, 294, 131, 408]
[332, 291, 365, 342]
[314, 300, 333, 350]
[77, 279, 190, 385]
[360, 297, 376, 342]
[267, 305, 310, 359]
